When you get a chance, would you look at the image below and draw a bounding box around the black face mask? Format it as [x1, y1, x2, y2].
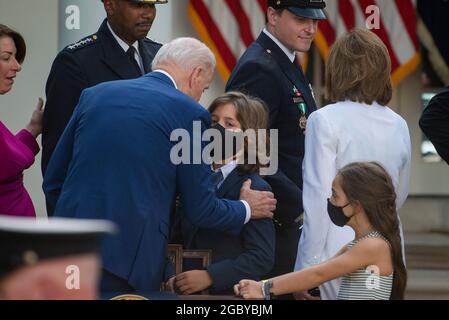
[327, 199, 352, 227]
[210, 123, 244, 162]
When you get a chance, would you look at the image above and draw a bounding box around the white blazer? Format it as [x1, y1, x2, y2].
[295, 100, 412, 300]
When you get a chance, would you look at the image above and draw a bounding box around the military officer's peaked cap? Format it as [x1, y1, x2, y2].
[0, 216, 117, 279]
[268, 0, 327, 20]
[101, 0, 168, 4]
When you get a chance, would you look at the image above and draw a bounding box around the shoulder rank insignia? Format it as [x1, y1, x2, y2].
[67, 35, 98, 51]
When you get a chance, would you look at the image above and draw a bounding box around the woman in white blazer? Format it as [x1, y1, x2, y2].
[294, 28, 411, 300]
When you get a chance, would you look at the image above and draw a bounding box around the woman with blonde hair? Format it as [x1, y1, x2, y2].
[294, 28, 411, 300]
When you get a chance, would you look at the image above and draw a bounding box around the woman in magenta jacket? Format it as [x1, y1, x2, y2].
[0, 24, 43, 217]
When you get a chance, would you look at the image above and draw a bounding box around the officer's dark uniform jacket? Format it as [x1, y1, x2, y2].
[226, 31, 318, 277]
[42, 19, 162, 176]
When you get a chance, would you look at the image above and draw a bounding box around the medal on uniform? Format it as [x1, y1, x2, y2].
[298, 110, 307, 131]
[293, 87, 308, 132]
[299, 114, 307, 130]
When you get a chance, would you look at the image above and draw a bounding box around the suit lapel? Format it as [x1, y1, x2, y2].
[257, 32, 317, 114]
[294, 65, 317, 115]
[98, 20, 142, 79]
[216, 168, 246, 199]
[139, 40, 154, 74]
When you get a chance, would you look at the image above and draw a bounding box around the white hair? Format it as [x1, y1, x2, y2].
[151, 37, 216, 72]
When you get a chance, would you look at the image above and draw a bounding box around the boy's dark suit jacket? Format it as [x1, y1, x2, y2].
[172, 168, 275, 294]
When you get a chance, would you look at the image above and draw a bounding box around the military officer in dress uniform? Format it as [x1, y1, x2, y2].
[42, 0, 168, 185]
[226, 0, 327, 296]
[0, 216, 116, 300]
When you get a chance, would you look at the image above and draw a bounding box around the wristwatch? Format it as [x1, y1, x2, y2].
[261, 280, 274, 300]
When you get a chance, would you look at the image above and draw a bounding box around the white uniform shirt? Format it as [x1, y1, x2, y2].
[107, 22, 144, 74]
[295, 100, 411, 300]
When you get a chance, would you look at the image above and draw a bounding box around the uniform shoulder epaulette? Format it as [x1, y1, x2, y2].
[66, 34, 100, 51]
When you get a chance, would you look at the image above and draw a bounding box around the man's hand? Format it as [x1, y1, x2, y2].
[240, 179, 276, 220]
[175, 270, 213, 295]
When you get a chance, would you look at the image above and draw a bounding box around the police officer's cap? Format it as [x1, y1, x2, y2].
[101, 0, 168, 4]
[0, 216, 117, 279]
[268, 0, 327, 20]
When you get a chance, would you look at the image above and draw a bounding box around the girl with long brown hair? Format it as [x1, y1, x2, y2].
[235, 162, 407, 300]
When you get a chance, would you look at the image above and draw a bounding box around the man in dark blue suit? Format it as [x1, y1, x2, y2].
[420, 86, 449, 165]
[43, 38, 276, 294]
[42, 0, 167, 179]
[226, 0, 327, 284]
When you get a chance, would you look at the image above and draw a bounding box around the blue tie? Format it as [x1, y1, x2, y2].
[211, 170, 224, 190]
